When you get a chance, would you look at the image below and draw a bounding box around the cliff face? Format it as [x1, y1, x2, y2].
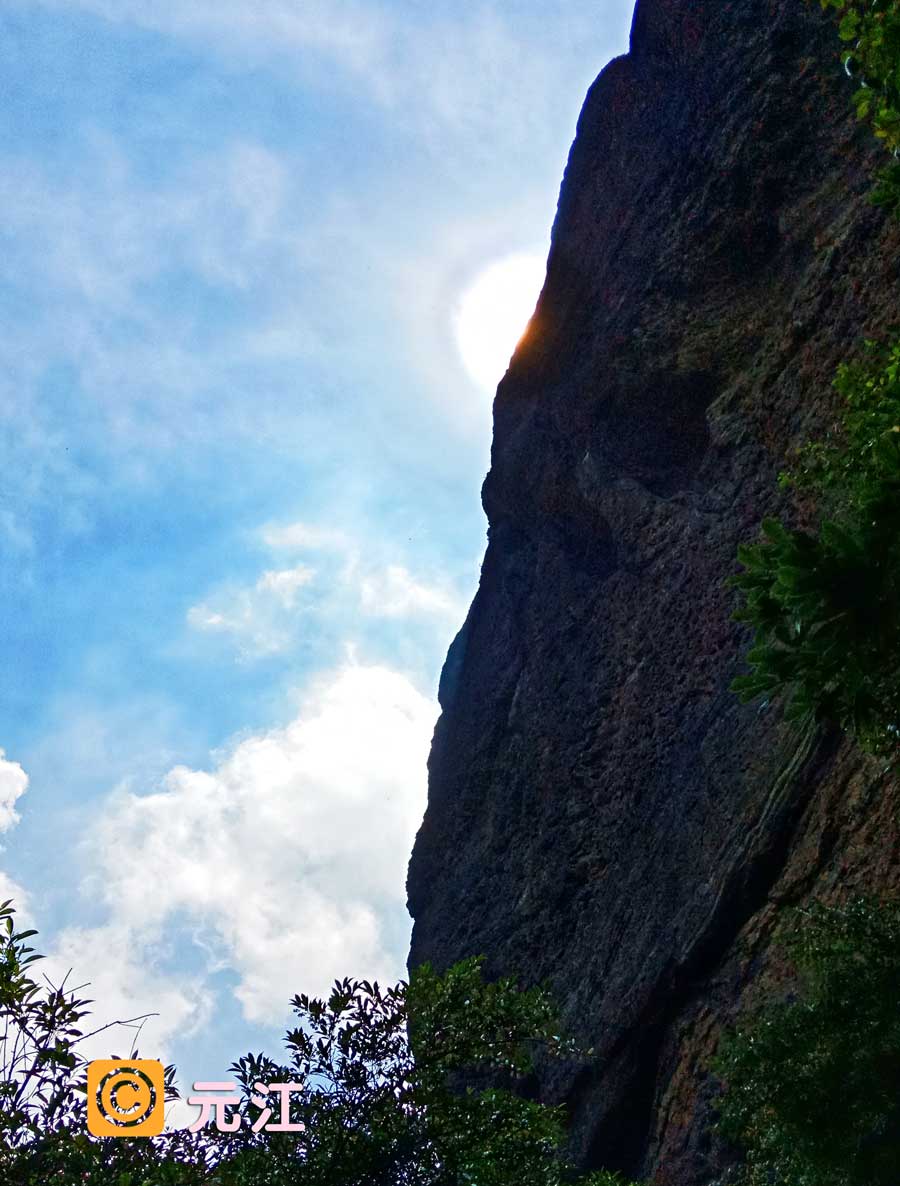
[407, 1, 900, 1182]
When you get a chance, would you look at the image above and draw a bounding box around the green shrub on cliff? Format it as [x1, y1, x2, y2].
[713, 897, 900, 1186]
[731, 0, 900, 746]
[789, 337, 900, 505]
[821, 0, 900, 214]
[731, 337, 900, 753]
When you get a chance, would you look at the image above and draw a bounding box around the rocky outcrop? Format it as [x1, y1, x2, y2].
[406, 1, 900, 1181]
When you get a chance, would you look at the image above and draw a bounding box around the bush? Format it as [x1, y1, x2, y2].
[713, 897, 900, 1186]
[731, 338, 900, 754]
[821, 0, 900, 215]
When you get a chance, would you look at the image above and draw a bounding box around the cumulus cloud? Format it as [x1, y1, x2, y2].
[0, 752, 33, 939]
[0, 749, 202, 1070]
[0, 662, 434, 1094]
[0, 871, 29, 913]
[0, 749, 28, 834]
[82, 662, 436, 1021]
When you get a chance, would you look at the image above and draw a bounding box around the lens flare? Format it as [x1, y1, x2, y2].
[454, 253, 546, 392]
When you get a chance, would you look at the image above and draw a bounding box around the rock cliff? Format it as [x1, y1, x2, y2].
[407, 0, 900, 1181]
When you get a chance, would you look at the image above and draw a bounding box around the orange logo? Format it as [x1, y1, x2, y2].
[86, 1059, 165, 1137]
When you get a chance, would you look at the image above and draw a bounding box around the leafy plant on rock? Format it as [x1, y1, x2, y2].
[714, 897, 900, 1186]
[821, 0, 900, 214]
[731, 337, 900, 754]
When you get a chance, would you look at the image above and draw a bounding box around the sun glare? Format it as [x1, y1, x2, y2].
[454, 253, 546, 393]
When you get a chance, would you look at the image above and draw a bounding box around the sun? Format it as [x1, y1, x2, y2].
[453, 252, 546, 393]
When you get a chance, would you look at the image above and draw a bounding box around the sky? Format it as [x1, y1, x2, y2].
[0, 0, 635, 1121]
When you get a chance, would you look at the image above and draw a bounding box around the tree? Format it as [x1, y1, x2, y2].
[0, 897, 230, 1185]
[212, 958, 628, 1186]
[0, 901, 632, 1186]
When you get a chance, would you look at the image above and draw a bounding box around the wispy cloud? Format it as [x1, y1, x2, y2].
[30, 0, 389, 83]
[0, 0, 638, 560]
[0, 136, 301, 429]
[0, 123, 511, 569]
[186, 521, 466, 659]
[261, 521, 348, 553]
[187, 564, 316, 657]
[29, 0, 634, 153]
[360, 564, 464, 621]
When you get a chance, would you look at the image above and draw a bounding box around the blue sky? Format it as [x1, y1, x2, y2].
[0, 0, 634, 1119]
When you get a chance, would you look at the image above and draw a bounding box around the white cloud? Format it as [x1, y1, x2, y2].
[32, 0, 389, 83]
[187, 527, 466, 659]
[0, 124, 504, 560]
[0, 137, 312, 480]
[0, 871, 29, 913]
[0, 755, 202, 1107]
[0, 665, 434, 1106]
[30, 0, 634, 152]
[257, 566, 315, 606]
[261, 520, 348, 553]
[0, 0, 636, 561]
[41, 925, 212, 1067]
[187, 564, 315, 656]
[81, 662, 436, 1021]
[0, 749, 28, 834]
[360, 564, 464, 621]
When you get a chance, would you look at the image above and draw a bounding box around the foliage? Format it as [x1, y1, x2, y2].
[729, 512, 900, 749]
[0, 902, 633, 1186]
[731, 338, 900, 753]
[789, 337, 900, 504]
[731, 1, 900, 744]
[821, 0, 900, 214]
[0, 897, 85, 1152]
[214, 957, 622, 1186]
[713, 897, 900, 1186]
[0, 899, 209, 1185]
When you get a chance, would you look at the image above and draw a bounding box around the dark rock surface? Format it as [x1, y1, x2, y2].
[407, 0, 900, 1182]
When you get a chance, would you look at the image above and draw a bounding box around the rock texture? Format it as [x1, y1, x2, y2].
[407, 0, 900, 1182]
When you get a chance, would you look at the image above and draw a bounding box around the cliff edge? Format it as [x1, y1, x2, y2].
[408, 0, 900, 1181]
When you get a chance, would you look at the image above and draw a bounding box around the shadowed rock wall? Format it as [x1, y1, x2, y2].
[407, 1, 900, 1181]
